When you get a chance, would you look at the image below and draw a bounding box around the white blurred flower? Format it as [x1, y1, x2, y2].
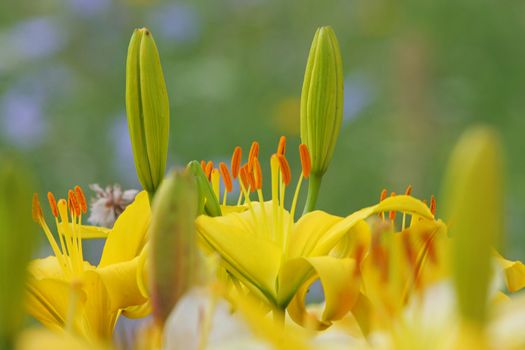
[88, 184, 138, 227]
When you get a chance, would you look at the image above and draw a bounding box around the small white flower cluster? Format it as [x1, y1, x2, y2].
[88, 184, 138, 227]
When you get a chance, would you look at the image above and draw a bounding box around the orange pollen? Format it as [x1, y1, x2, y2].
[242, 164, 256, 193]
[277, 136, 286, 156]
[200, 160, 206, 172]
[47, 192, 59, 218]
[74, 186, 87, 214]
[219, 162, 233, 193]
[239, 166, 250, 191]
[205, 161, 214, 180]
[68, 190, 81, 217]
[405, 185, 413, 196]
[231, 146, 242, 179]
[253, 158, 263, 190]
[299, 144, 311, 178]
[380, 189, 388, 201]
[248, 142, 259, 171]
[32, 193, 43, 222]
[389, 192, 397, 220]
[430, 195, 437, 215]
[277, 155, 291, 186]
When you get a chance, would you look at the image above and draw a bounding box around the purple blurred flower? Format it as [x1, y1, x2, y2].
[8, 17, 65, 60]
[111, 116, 139, 186]
[343, 73, 374, 124]
[148, 4, 201, 43]
[68, 0, 111, 17]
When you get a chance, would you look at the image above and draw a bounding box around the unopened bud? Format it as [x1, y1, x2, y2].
[149, 170, 199, 325]
[300, 26, 343, 177]
[126, 28, 170, 197]
[443, 126, 503, 326]
[0, 156, 36, 346]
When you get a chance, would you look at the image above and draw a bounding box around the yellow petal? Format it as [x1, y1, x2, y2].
[285, 257, 359, 330]
[77, 225, 111, 239]
[92, 256, 148, 312]
[122, 300, 152, 318]
[25, 277, 70, 330]
[286, 210, 342, 258]
[496, 255, 525, 292]
[196, 214, 282, 303]
[312, 195, 433, 256]
[99, 191, 150, 267]
[80, 271, 116, 339]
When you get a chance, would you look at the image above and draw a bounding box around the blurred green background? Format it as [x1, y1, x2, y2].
[1, 0, 524, 259]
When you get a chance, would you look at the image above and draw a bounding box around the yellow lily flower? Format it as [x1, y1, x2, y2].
[196, 137, 437, 329]
[27, 188, 150, 341]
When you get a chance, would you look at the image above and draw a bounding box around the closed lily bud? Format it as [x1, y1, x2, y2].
[149, 170, 199, 325]
[126, 28, 170, 198]
[0, 156, 36, 347]
[300, 26, 343, 213]
[443, 126, 504, 327]
[300, 26, 343, 177]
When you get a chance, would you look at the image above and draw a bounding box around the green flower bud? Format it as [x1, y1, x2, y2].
[126, 28, 170, 198]
[0, 156, 36, 347]
[149, 170, 199, 325]
[442, 126, 504, 327]
[300, 26, 343, 177]
[300, 26, 343, 213]
[186, 160, 221, 217]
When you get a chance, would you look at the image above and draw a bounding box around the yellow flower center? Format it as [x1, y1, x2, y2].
[201, 137, 311, 255]
[32, 186, 88, 279]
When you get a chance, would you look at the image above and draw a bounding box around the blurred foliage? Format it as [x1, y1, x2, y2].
[0, 0, 524, 259]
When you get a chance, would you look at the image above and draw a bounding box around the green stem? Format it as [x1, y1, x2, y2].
[302, 173, 322, 214]
[147, 190, 155, 205]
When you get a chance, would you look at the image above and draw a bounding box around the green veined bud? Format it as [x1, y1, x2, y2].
[126, 28, 170, 198]
[442, 126, 504, 327]
[300, 26, 343, 213]
[300, 26, 343, 177]
[0, 156, 36, 347]
[148, 170, 199, 326]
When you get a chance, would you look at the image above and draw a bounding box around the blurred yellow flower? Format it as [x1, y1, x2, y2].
[27, 189, 150, 341]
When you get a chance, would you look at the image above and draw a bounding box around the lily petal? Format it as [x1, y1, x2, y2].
[196, 214, 282, 303]
[285, 256, 359, 329]
[99, 191, 150, 267]
[77, 225, 111, 239]
[497, 255, 525, 292]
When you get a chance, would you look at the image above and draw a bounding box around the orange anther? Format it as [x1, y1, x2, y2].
[74, 186, 87, 214]
[389, 192, 397, 220]
[200, 160, 206, 172]
[277, 136, 286, 156]
[380, 189, 388, 201]
[205, 161, 214, 180]
[68, 190, 81, 217]
[239, 166, 250, 191]
[32, 193, 43, 222]
[277, 155, 291, 186]
[231, 146, 242, 179]
[253, 158, 263, 190]
[430, 195, 436, 215]
[299, 144, 311, 178]
[405, 185, 412, 196]
[219, 162, 233, 193]
[248, 142, 259, 171]
[47, 192, 59, 218]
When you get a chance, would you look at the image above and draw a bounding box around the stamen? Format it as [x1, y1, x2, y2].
[389, 192, 397, 221]
[299, 144, 311, 178]
[243, 164, 256, 193]
[277, 155, 291, 186]
[239, 166, 250, 193]
[200, 160, 206, 172]
[380, 189, 388, 201]
[430, 195, 436, 215]
[231, 147, 242, 179]
[211, 169, 220, 200]
[253, 158, 263, 190]
[219, 162, 233, 193]
[277, 136, 286, 156]
[405, 185, 413, 196]
[47, 192, 59, 218]
[74, 186, 87, 214]
[248, 142, 259, 171]
[68, 190, 81, 217]
[32, 193, 43, 222]
[205, 161, 214, 180]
